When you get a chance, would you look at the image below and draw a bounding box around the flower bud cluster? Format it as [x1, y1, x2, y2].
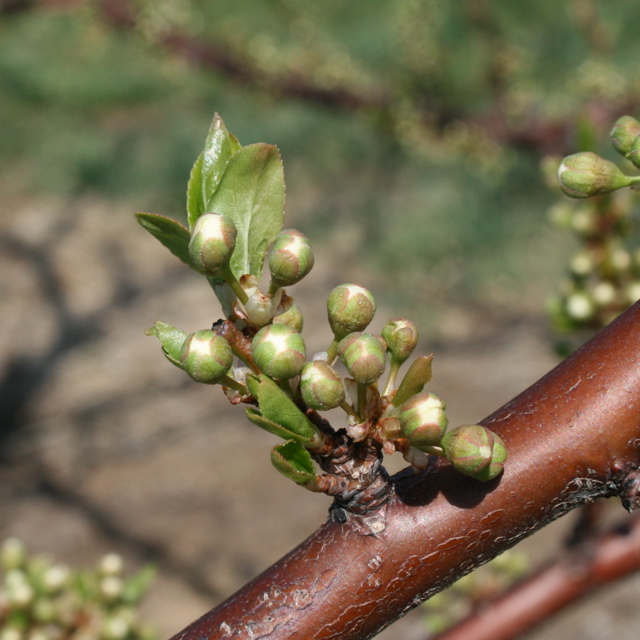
[0, 539, 156, 640]
[148, 127, 510, 490]
[548, 117, 640, 352]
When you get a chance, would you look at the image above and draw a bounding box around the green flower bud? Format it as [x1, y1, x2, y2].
[273, 300, 304, 332]
[300, 361, 345, 411]
[565, 291, 595, 321]
[610, 116, 640, 158]
[327, 284, 376, 341]
[629, 135, 640, 169]
[179, 330, 233, 384]
[251, 324, 306, 380]
[98, 553, 124, 576]
[382, 319, 418, 364]
[337, 332, 386, 385]
[591, 281, 616, 307]
[1, 538, 26, 571]
[626, 281, 640, 304]
[188, 212, 237, 277]
[268, 229, 315, 287]
[399, 392, 448, 448]
[569, 251, 595, 277]
[442, 425, 507, 481]
[557, 152, 635, 199]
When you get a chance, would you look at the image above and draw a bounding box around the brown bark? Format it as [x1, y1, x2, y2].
[169, 301, 640, 639]
[435, 512, 640, 640]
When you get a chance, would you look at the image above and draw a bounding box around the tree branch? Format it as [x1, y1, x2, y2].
[433, 511, 640, 640]
[170, 301, 640, 639]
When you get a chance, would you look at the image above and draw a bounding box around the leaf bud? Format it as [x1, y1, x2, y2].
[251, 324, 306, 380]
[441, 425, 507, 481]
[300, 361, 345, 411]
[382, 319, 418, 364]
[337, 332, 386, 385]
[399, 392, 448, 448]
[610, 116, 640, 158]
[327, 284, 376, 341]
[188, 212, 237, 277]
[179, 330, 233, 384]
[558, 152, 634, 198]
[268, 229, 315, 288]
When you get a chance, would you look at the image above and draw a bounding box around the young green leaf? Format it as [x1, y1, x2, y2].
[246, 408, 313, 444]
[207, 143, 285, 279]
[254, 376, 316, 442]
[135, 213, 191, 266]
[271, 440, 317, 485]
[201, 114, 241, 213]
[145, 321, 189, 368]
[392, 354, 434, 407]
[186, 152, 204, 228]
[186, 115, 243, 229]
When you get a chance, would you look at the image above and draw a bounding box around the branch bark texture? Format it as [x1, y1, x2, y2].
[171, 301, 640, 639]
[436, 512, 640, 640]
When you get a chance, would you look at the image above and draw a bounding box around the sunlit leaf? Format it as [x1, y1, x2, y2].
[208, 143, 285, 279]
[135, 212, 191, 266]
[271, 440, 316, 484]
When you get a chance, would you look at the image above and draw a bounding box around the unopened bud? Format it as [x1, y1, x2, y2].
[188, 212, 237, 277]
[337, 332, 386, 385]
[300, 361, 345, 411]
[327, 284, 376, 341]
[629, 135, 640, 169]
[273, 298, 304, 332]
[1, 538, 26, 571]
[98, 553, 124, 576]
[558, 152, 634, 198]
[591, 281, 616, 306]
[268, 230, 314, 288]
[382, 319, 418, 364]
[610, 116, 640, 158]
[442, 425, 507, 481]
[399, 392, 448, 448]
[251, 324, 306, 380]
[565, 291, 594, 321]
[569, 251, 595, 277]
[180, 330, 233, 384]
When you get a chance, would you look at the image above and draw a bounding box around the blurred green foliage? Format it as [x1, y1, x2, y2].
[1, 1, 639, 329]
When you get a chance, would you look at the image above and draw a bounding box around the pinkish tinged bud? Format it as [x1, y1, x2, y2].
[251, 324, 306, 380]
[337, 332, 386, 385]
[300, 361, 345, 411]
[327, 284, 376, 341]
[441, 424, 507, 481]
[269, 229, 315, 287]
[399, 392, 448, 449]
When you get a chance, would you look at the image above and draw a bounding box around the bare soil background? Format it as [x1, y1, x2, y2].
[2, 198, 640, 640]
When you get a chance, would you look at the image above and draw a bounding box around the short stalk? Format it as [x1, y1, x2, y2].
[267, 280, 281, 297]
[326, 339, 339, 363]
[357, 382, 367, 420]
[339, 399, 360, 420]
[420, 445, 445, 457]
[278, 378, 293, 396]
[221, 265, 249, 305]
[221, 375, 248, 394]
[383, 360, 401, 397]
